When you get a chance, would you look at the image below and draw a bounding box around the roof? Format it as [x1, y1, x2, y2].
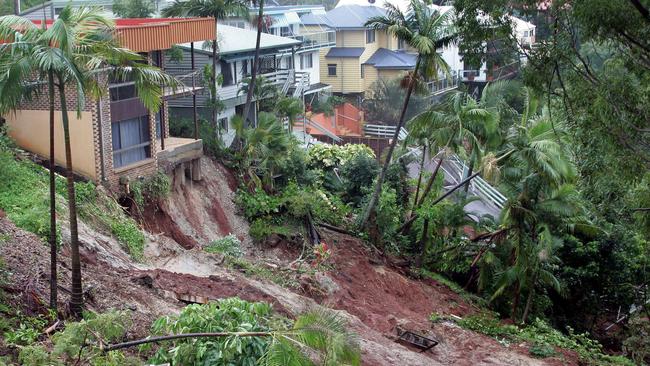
[336, 0, 410, 12]
[326, 47, 365, 58]
[31, 18, 215, 52]
[179, 24, 300, 56]
[301, 5, 386, 29]
[364, 48, 417, 69]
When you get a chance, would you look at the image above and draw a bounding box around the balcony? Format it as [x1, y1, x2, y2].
[216, 69, 310, 101]
[163, 68, 204, 98]
[426, 72, 461, 96]
[158, 137, 203, 167]
[289, 31, 336, 51]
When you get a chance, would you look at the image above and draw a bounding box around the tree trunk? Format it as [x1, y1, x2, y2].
[359, 57, 421, 230]
[211, 18, 219, 133]
[412, 145, 426, 211]
[13, 0, 19, 14]
[463, 155, 474, 194]
[522, 286, 535, 324]
[414, 218, 429, 268]
[57, 77, 83, 318]
[48, 70, 57, 312]
[511, 281, 521, 323]
[242, 0, 265, 127]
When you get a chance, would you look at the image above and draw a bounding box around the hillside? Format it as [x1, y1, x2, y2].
[0, 157, 584, 365]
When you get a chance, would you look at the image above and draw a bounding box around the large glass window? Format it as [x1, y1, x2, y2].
[112, 115, 151, 169]
[366, 29, 375, 44]
[300, 54, 313, 69]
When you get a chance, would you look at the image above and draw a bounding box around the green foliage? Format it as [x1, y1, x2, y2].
[339, 152, 379, 207]
[149, 298, 274, 365]
[226, 257, 299, 289]
[130, 171, 171, 209]
[363, 78, 429, 125]
[205, 234, 243, 257]
[528, 342, 556, 358]
[456, 314, 635, 365]
[622, 315, 650, 364]
[0, 131, 60, 243]
[112, 0, 155, 18]
[168, 117, 228, 160]
[310, 95, 345, 116]
[16, 311, 137, 366]
[249, 218, 292, 241]
[75, 183, 145, 260]
[307, 144, 375, 171]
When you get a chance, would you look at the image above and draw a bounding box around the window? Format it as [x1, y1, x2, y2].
[398, 38, 405, 50]
[300, 54, 313, 69]
[523, 30, 529, 37]
[218, 117, 228, 131]
[242, 60, 249, 77]
[366, 29, 375, 43]
[220, 60, 234, 86]
[327, 64, 337, 76]
[280, 26, 292, 37]
[155, 110, 163, 140]
[360, 64, 364, 78]
[112, 115, 151, 169]
[109, 84, 136, 102]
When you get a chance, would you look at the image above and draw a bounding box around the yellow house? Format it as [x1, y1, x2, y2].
[301, 5, 416, 96]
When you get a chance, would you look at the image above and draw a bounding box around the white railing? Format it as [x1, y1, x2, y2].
[213, 69, 309, 101]
[363, 124, 408, 140]
[289, 31, 336, 50]
[427, 72, 460, 96]
[445, 154, 507, 209]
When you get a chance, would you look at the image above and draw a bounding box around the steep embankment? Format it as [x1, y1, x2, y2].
[0, 157, 577, 365]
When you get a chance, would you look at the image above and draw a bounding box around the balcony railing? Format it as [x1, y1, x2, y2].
[289, 31, 336, 51]
[216, 69, 311, 101]
[426, 71, 461, 96]
[162, 69, 204, 98]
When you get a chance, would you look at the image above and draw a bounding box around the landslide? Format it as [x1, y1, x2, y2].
[0, 157, 578, 365]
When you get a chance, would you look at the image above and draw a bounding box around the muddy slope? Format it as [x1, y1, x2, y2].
[143, 158, 250, 249]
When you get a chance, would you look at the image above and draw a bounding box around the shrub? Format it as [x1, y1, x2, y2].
[130, 171, 170, 209]
[340, 152, 379, 206]
[528, 342, 556, 358]
[307, 143, 375, 171]
[148, 298, 274, 366]
[205, 234, 243, 257]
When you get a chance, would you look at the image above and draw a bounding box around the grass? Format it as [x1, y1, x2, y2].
[418, 269, 488, 308]
[449, 313, 634, 365]
[225, 257, 301, 290]
[0, 132, 144, 260]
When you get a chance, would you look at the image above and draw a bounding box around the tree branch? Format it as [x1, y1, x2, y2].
[628, 0, 650, 22]
[103, 332, 273, 352]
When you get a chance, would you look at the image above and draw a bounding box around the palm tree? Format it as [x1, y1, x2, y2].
[242, 0, 266, 126]
[359, 0, 454, 229]
[163, 0, 249, 127]
[274, 96, 303, 132]
[478, 89, 578, 322]
[2, 7, 179, 318]
[238, 75, 279, 114]
[0, 16, 60, 311]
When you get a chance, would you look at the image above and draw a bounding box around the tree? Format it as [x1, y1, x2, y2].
[0, 17, 60, 311]
[163, 0, 249, 128]
[363, 78, 429, 126]
[1, 7, 178, 317]
[274, 96, 303, 132]
[238, 75, 279, 114]
[112, 0, 156, 18]
[359, 0, 454, 231]
[242, 0, 266, 126]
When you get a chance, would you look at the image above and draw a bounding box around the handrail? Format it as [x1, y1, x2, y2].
[363, 124, 408, 140]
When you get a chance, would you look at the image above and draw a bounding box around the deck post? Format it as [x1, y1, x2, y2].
[191, 42, 198, 140]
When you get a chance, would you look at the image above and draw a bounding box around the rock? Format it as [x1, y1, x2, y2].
[132, 274, 155, 288]
[314, 271, 340, 295]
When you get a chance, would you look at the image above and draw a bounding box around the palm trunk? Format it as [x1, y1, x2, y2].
[57, 77, 83, 318]
[242, 0, 264, 127]
[522, 284, 536, 324]
[211, 19, 219, 135]
[359, 56, 421, 229]
[13, 0, 19, 14]
[412, 145, 426, 210]
[463, 155, 475, 194]
[511, 281, 521, 322]
[48, 70, 57, 311]
[414, 218, 429, 268]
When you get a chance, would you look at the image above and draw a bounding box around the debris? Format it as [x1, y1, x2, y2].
[395, 326, 439, 353]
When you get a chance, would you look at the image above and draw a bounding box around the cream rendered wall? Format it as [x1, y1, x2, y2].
[6, 110, 97, 179]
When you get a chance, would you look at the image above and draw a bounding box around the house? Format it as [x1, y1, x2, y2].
[3, 17, 215, 192]
[166, 21, 333, 143]
[301, 5, 419, 97]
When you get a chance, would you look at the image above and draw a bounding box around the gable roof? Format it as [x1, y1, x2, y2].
[326, 47, 366, 58]
[364, 48, 417, 69]
[301, 5, 386, 29]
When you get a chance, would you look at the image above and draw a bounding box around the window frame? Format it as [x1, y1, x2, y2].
[327, 63, 337, 76]
[366, 29, 376, 44]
